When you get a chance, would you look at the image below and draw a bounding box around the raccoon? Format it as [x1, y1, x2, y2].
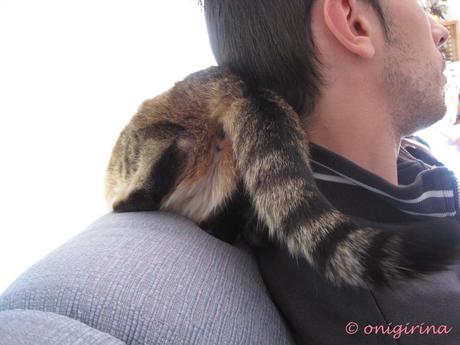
[105, 66, 460, 288]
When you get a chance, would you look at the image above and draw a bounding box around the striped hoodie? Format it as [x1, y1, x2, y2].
[309, 143, 460, 223]
[256, 141, 460, 345]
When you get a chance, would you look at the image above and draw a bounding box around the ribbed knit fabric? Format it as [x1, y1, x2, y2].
[0, 212, 294, 345]
[0, 309, 126, 345]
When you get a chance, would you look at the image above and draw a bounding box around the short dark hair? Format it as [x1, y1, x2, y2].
[200, 0, 388, 117]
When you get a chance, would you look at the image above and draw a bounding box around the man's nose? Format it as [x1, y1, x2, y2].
[431, 20, 449, 48]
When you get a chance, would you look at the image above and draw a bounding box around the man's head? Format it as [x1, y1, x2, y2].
[201, 0, 449, 137]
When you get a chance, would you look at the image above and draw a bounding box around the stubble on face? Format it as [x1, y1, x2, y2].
[382, 22, 446, 137]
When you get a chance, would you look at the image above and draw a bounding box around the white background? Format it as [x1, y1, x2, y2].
[0, 1, 459, 294]
[0, 0, 215, 293]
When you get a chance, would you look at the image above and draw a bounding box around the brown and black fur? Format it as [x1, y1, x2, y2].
[106, 66, 460, 288]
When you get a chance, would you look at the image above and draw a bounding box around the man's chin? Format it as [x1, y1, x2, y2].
[401, 103, 446, 135]
[411, 110, 446, 134]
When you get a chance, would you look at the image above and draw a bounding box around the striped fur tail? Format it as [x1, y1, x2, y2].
[222, 86, 460, 288]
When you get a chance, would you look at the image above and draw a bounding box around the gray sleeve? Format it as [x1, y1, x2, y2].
[0, 212, 294, 345]
[0, 309, 126, 345]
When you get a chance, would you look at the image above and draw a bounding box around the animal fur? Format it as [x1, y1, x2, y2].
[105, 66, 460, 288]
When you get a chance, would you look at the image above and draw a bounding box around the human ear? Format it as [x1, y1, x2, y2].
[323, 0, 375, 58]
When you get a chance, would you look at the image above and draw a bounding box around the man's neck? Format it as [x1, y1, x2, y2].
[305, 105, 401, 185]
